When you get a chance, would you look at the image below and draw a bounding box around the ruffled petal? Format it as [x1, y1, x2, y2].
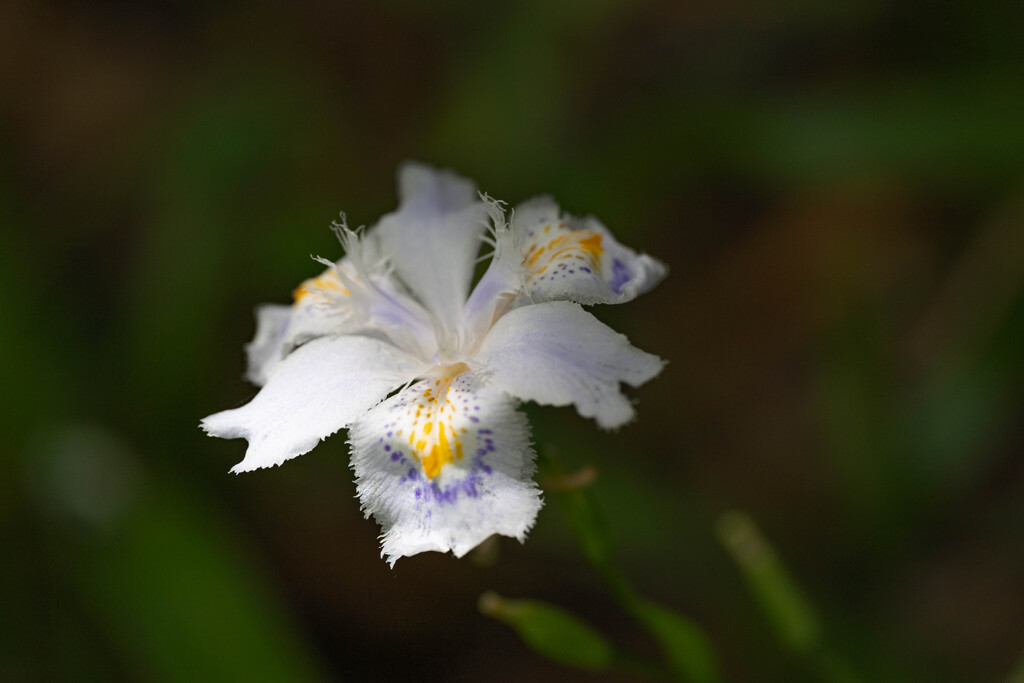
[511, 197, 666, 305]
[202, 335, 420, 473]
[475, 301, 665, 429]
[244, 263, 364, 386]
[348, 370, 542, 566]
[376, 162, 488, 327]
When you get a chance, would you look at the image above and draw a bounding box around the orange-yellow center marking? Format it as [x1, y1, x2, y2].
[292, 269, 351, 303]
[403, 367, 470, 479]
[523, 228, 604, 275]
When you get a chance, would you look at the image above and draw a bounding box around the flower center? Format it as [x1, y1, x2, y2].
[404, 370, 471, 478]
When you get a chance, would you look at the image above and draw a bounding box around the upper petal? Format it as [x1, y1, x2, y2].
[511, 197, 666, 306]
[202, 335, 420, 473]
[474, 301, 665, 429]
[348, 370, 542, 566]
[376, 162, 488, 327]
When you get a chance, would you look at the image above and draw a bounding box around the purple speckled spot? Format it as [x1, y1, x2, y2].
[386, 431, 393, 437]
[390, 451, 401, 462]
[414, 488, 421, 499]
[431, 483, 457, 505]
[609, 258, 630, 293]
[479, 429, 492, 435]
[580, 266, 591, 273]
[384, 444, 391, 451]
[469, 416, 479, 423]
[476, 448, 487, 457]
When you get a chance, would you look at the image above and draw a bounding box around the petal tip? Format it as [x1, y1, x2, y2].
[397, 161, 477, 209]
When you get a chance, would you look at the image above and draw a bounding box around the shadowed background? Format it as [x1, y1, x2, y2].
[2, 0, 1023, 680]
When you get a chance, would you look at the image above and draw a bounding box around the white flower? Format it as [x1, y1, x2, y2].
[201, 163, 666, 565]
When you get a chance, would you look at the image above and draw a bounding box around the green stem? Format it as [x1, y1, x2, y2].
[546, 456, 719, 683]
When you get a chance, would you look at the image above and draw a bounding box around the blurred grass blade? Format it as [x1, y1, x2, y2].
[479, 591, 613, 672]
[717, 511, 820, 653]
[630, 598, 719, 682]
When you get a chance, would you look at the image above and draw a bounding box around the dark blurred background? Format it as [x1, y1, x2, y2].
[2, 0, 1023, 680]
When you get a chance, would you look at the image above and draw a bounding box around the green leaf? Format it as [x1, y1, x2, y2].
[479, 591, 613, 672]
[630, 598, 719, 683]
[717, 512, 820, 654]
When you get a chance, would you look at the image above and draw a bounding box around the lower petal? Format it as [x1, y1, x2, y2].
[347, 371, 542, 566]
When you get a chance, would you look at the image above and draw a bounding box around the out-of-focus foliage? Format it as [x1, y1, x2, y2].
[2, 0, 1022, 680]
[718, 512, 821, 655]
[479, 591, 614, 672]
[538, 460, 720, 681]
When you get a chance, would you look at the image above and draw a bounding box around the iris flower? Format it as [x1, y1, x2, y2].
[202, 163, 666, 565]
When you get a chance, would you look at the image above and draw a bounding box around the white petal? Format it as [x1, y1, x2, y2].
[202, 335, 420, 473]
[376, 162, 487, 326]
[475, 301, 665, 429]
[244, 264, 364, 386]
[348, 371, 542, 566]
[244, 304, 292, 386]
[512, 197, 667, 305]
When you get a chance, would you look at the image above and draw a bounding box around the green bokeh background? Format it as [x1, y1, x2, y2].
[2, 1, 1023, 680]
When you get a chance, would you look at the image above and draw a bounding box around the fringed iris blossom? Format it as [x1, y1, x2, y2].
[202, 163, 666, 565]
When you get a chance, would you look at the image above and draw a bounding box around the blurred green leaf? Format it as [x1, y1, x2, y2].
[478, 591, 613, 672]
[717, 512, 820, 654]
[630, 598, 719, 683]
[544, 459, 719, 681]
[29, 424, 324, 683]
[717, 513, 867, 682]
